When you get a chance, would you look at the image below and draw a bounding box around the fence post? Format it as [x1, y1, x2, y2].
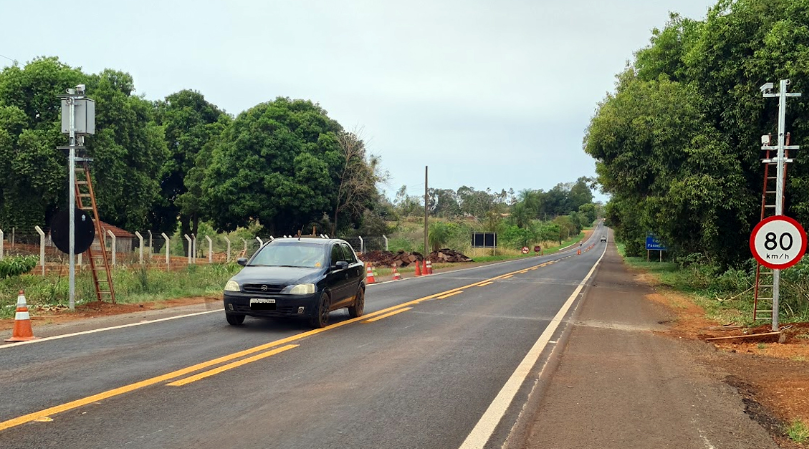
[161, 232, 170, 270]
[206, 235, 213, 263]
[224, 236, 231, 263]
[148, 230, 153, 255]
[107, 229, 116, 267]
[0, 228, 3, 260]
[192, 234, 197, 264]
[184, 234, 192, 264]
[34, 226, 45, 275]
[241, 238, 247, 257]
[135, 231, 144, 265]
[383, 234, 388, 251]
[256, 236, 263, 247]
[358, 236, 364, 254]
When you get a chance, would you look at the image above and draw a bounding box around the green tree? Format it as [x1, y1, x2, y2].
[202, 97, 343, 234]
[154, 89, 229, 247]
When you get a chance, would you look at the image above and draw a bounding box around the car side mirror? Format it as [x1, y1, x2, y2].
[332, 260, 349, 270]
[237, 257, 248, 266]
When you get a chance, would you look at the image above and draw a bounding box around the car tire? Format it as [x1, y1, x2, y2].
[348, 287, 365, 318]
[226, 313, 245, 326]
[310, 292, 331, 328]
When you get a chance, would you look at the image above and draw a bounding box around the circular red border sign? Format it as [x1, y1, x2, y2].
[749, 216, 807, 269]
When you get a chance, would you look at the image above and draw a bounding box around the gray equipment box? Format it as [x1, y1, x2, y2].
[61, 99, 95, 135]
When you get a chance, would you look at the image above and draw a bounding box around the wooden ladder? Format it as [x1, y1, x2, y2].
[74, 158, 116, 304]
[753, 133, 791, 321]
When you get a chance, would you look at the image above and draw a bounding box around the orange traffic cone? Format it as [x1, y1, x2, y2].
[6, 290, 37, 342]
[426, 260, 433, 275]
[366, 264, 376, 284]
[392, 266, 402, 281]
[415, 260, 422, 276]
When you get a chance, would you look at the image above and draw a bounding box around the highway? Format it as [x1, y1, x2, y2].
[0, 232, 606, 449]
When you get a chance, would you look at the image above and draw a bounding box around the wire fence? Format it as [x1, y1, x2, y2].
[0, 226, 391, 275]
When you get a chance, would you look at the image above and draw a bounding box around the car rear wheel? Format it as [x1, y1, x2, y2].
[226, 313, 245, 325]
[310, 292, 331, 328]
[348, 287, 365, 318]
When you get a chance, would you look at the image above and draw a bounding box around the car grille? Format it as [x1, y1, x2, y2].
[243, 284, 284, 294]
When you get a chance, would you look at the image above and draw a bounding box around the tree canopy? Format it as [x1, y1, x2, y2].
[585, 0, 809, 266]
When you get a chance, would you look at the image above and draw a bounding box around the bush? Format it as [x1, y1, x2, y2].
[0, 255, 38, 279]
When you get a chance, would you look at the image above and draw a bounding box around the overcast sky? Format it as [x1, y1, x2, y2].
[1, 0, 716, 203]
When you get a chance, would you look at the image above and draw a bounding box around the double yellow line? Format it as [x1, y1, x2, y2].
[0, 258, 558, 432]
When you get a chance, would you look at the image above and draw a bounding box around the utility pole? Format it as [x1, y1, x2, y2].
[761, 79, 801, 331]
[424, 166, 429, 255]
[59, 85, 95, 310]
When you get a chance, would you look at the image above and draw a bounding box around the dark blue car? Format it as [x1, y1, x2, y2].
[223, 238, 365, 328]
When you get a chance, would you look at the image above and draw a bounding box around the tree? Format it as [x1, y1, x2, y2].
[202, 97, 344, 235]
[154, 89, 229, 247]
[331, 130, 386, 235]
[0, 58, 167, 233]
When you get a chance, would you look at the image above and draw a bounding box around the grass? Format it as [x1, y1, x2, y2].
[0, 263, 241, 318]
[787, 419, 809, 443]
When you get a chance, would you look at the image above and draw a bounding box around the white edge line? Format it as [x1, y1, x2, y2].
[0, 309, 220, 350]
[458, 242, 608, 449]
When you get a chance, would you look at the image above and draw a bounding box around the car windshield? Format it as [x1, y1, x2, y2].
[249, 243, 326, 268]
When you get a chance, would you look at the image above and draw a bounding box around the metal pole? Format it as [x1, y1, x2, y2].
[35, 226, 45, 276]
[184, 234, 192, 264]
[161, 233, 170, 270]
[424, 166, 428, 255]
[771, 80, 789, 332]
[224, 236, 231, 263]
[206, 236, 213, 263]
[383, 234, 388, 251]
[68, 91, 76, 310]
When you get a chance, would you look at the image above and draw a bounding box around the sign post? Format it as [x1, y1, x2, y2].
[760, 79, 802, 331]
[645, 234, 667, 262]
[750, 216, 807, 330]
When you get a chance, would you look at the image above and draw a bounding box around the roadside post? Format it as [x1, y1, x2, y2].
[758, 80, 802, 331]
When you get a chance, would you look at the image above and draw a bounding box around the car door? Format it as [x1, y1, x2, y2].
[340, 242, 363, 299]
[326, 243, 351, 308]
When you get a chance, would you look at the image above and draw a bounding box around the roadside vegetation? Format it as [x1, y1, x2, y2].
[617, 243, 809, 325]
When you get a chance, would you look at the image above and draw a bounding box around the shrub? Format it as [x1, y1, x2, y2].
[0, 255, 38, 279]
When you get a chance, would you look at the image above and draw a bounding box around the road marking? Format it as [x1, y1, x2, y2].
[363, 307, 413, 323]
[437, 291, 463, 299]
[168, 345, 298, 386]
[501, 275, 513, 279]
[477, 282, 493, 287]
[0, 310, 221, 350]
[459, 243, 608, 449]
[0, 257, 565, 431]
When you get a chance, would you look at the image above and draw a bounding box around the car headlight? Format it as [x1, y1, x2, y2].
[224, 280, 240, 292]
[283, 284, 315, 295]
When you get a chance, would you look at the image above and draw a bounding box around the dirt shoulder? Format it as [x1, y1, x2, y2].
[635, 270, 809, 448]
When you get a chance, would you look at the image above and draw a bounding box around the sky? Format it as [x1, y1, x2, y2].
[1, 0, 717, 204]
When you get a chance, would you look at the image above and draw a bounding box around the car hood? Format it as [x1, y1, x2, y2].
[233, 266, 324, 286]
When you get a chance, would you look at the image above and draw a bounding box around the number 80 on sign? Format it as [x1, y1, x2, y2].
[749, 216, 807, 270]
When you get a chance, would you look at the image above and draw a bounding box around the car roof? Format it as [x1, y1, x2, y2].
[269, 237, 348, 246]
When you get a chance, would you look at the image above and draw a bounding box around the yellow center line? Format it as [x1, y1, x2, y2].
[0, 258, 560, 432]
[437, 291, 463, 299]
[364, 307, 413, 323]
[477, 281, 494, 287]
[168, 345, 298, 387]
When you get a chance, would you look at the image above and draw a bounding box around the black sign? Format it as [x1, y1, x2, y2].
[472, 232, 497, 248]
[50, 208, 96, 254]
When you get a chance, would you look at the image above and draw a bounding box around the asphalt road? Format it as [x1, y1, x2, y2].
[0, 233, 606, 449]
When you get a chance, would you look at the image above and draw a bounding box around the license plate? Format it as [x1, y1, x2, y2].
[250, 298, 276, 310]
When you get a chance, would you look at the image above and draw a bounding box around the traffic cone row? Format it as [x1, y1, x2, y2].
[6, 290, 37, 342]
[392, 266, 402, 280]
[366, 264, 376, 284]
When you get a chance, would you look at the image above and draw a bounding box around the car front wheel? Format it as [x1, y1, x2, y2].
[348, 287, 365, 318]
[226, 313, 245, 326]
[310, 292, 331, 328]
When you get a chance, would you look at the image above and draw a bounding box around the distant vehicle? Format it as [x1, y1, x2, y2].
[222, 238, 365, 328]
[600, 236, 607, 242]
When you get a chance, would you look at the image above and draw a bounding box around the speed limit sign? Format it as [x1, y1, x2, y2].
[750, 216, 807, 269]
